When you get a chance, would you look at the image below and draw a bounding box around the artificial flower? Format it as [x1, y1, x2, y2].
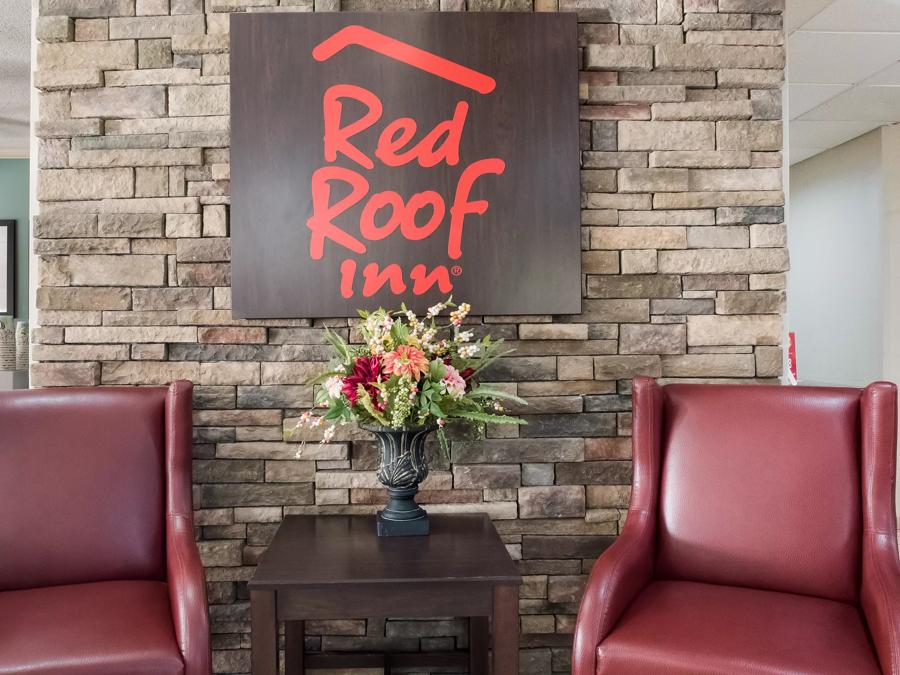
[450, 302, 471, 326]
[459, 344, 480, 358]
[342, 356, 385, 407]
[324, 376, 343, 398]
[383, 345, 429, 379]
[442, 365, 467, 399]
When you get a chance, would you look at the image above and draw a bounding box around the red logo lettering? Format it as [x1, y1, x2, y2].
[310, 26, 506, 299]
[313, 25, 496, 94]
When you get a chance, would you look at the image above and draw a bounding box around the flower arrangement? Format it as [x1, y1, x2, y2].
[294, 297, 526, 455]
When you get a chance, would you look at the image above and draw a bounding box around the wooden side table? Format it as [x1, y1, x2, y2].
[248, 513, 522, 674]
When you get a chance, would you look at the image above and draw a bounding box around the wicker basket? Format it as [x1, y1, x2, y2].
[0, 326, 16, 370]
[15, 321, 28, 371]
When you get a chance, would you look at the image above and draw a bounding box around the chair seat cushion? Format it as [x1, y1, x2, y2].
[0, 580, 184, 675]
[597, 580, 881, 675]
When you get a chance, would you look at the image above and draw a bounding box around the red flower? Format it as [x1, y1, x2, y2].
[342, 356, 386, 410]
[460, 367, 476, 391]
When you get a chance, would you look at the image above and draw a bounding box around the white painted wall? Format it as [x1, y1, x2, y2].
[788, 129, 885, 387]
[882, 126, 900, 392]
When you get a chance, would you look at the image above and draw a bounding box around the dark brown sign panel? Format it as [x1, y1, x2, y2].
[231, 12, 580, 318]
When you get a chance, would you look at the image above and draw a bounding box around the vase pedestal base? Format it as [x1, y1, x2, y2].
[377, 510, 429, 537]
[377, 486, 430, 537]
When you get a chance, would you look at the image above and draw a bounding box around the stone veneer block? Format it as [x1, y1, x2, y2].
[32, 362, 102, 387]
[172, 34, 230, 54]
[519, 486, 586, 519]
[657, 248, 789, 274]
[41, 255, 167, 287]
[36, 16, 75, 42]
[619, 323, 686, 354]
[755, 345, 783, 376]
[169, 85, 230, 116]
[651, 100, 753, 120]
[585, 46, 653, 71]
[106, 69, 201, 86]
[661, 353, 756, 377]
[38, 168, 134, 201]
[102, 360, 201, 384]
[98, 196, 200, 213]
[36, 119, 104, 139]
[719, 0, 784, 13]
[108, 15, 206, 39]
[590, 226, 687, 249]
[655, 44, 785, 70]
[69, 148, 202, 167]
[687, 314, 782, 346]
[37, 40, 137, 70]
[71, 86, 167, 119]
[75, 19, 110, 41]
[66, 325, 196, 343]
[35, 69, 105, 91]
[618, 121, 716, 150]
[37, 286, 132, 310]
[559, 0, 656, 24]
[40, 0, 136, 16]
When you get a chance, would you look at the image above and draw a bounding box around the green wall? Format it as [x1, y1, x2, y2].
[0, 159, 29, 321]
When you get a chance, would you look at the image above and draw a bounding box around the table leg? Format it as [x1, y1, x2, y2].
[250, 590, 278, 675]
[285, 620, 305, 675]
[469, 616, 489, 675]
[491, 585, 519, 675]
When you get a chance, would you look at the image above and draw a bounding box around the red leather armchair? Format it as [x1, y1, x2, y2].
[0, 381, 211, 675]
[574, 377, 900, 675]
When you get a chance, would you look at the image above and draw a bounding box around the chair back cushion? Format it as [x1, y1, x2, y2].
[0, 387, 167, 590]
[655, 384, 862, 603]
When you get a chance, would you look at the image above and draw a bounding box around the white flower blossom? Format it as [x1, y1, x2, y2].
[459, 344, 480, 358]
[324, 376, 343, 398]
[450, 302, 471, 326]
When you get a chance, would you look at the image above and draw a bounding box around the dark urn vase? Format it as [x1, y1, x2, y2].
[362, 424, 435, 537]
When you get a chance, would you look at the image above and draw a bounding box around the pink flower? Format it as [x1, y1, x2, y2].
[383, 345, 429, 379]
[442, 365, 467, 399]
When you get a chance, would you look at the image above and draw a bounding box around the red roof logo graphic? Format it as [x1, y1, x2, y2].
[312, 25, 496, 95]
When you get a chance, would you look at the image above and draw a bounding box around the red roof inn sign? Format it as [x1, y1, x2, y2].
[231, 12, 579, 318]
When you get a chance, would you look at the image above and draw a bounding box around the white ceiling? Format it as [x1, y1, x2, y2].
[788, 0, 900, 164]
[0, 0, 30, 157]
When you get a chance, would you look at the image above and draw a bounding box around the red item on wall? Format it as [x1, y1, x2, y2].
[788, 331, 798, 384]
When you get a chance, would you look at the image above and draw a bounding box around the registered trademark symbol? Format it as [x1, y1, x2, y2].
[451, 265, 463, 277]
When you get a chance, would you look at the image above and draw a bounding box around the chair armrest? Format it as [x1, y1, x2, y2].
[168, 514, 212, 675]
[859, 382, 900, 675]
[862, 531, 900, 675]
[571, 508, 654, 675]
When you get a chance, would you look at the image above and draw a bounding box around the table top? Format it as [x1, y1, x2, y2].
[249, 513, 521, 589]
